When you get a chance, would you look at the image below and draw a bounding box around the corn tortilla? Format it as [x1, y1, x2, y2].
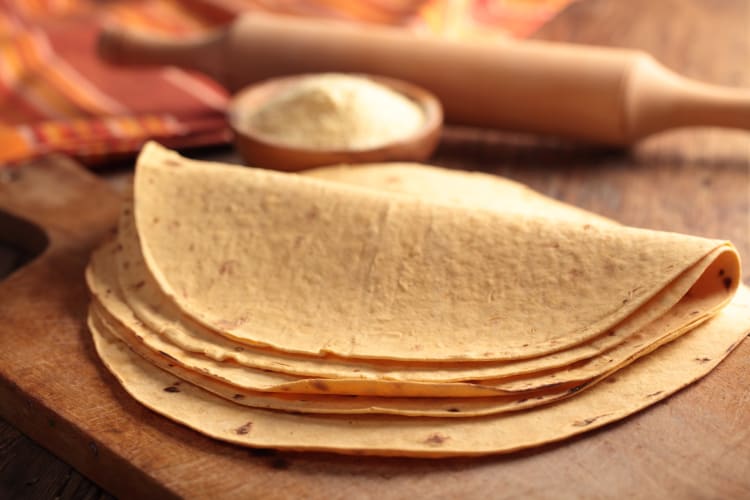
[116, 199, 735, 382]
[91, 285, 750, 457]
[90, 306, 582, 417]
[133, 143, 737, 361]
[303, 163, 613, 226]
[90, 238, 737, 396]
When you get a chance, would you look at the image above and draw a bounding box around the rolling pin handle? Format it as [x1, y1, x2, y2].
[626, 55, 750, 140]
[97, 27, 228, 85]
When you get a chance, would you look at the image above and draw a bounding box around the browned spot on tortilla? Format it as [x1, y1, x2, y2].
[158, 350, 178, 361]
[606, 377, 618, 384]
[233, 394, 245, 400]
[646, 391, 663, 398]
[583, 224, 591, 230]
[131, 280, 145, 290]
[726, 341, 739, 354]
[163, 158, 182, 167]
[689, 310, 701, 316]
[311, 380, 330, 391]
[219, 260, 239, 276]
[234, 346, 245, 352]
[163, 385, 180, 393]
[607, 330, 616, 337]
[572, 414, 609, 427]
[569, 268, 583, 278]
[567, 383, 587, 395]
[423, 433, 449, 446]
[718, 268, 725, 276]
[446, 408, 461, 413]
[152, 217, 160, 224]
[188, 243, 195, 252]
[105, 288, 111, 295]
[292, 235, 305, 249]
[114, 243, 123, 252]
[122, 261, 130, 270]
[516, 398, 529, 404]
[235, 421, 253, 435]
[723, 277, 733, 290]
[305, 207, 319, 220]
[694, 357, 711, 363]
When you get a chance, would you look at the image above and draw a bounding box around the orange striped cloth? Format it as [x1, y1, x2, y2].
[0, 0, 573, 166]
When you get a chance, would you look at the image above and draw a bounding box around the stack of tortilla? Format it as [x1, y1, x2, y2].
[85, 142, 750, 457]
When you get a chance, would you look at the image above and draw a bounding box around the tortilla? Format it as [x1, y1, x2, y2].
[303, 162, 613, 226]
[87, 144, 749, 456]
[115, 192, 737, 380]
[89, 237, 736, 397]
[132, 142, 739, 361]
[91, 284, 750, 457]
[90, 306, 583, 417]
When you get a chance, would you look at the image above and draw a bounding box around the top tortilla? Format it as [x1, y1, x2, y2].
[132, 142, 733, 361]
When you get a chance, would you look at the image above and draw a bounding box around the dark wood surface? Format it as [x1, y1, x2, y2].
[0, 0, 748, 498]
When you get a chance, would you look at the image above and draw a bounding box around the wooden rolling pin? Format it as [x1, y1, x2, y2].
[99, 13, 750, 145]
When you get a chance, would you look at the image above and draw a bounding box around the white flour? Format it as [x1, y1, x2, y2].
[247, 74, 424, 150]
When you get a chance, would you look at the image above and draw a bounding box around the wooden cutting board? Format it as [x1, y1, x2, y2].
[1, 156, 749, 500]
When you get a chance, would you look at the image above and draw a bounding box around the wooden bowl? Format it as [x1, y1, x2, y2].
[227, 74, 443, 171]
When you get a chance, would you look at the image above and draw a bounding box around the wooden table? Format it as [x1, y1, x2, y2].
[1, 0, 748, 498]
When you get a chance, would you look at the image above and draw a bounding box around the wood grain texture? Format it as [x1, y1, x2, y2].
[0, 0, 749, 498]
[0, 421, 114, 500]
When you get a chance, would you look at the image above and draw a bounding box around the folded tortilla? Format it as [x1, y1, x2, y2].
[132, 143, 739, 362]
[88, 236, 735, 398]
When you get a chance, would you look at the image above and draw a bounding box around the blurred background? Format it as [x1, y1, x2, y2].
[0, 0, 573, 167]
